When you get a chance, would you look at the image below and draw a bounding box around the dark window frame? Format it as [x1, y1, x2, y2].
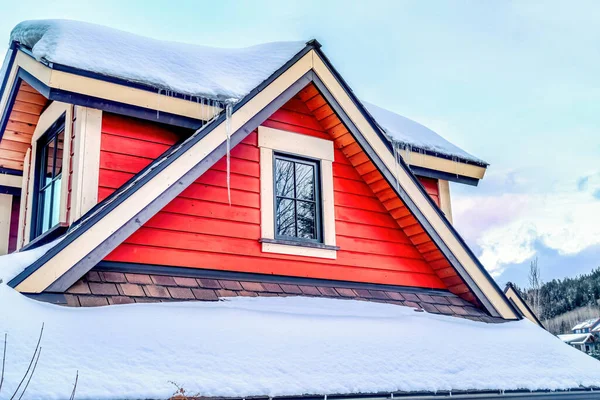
[30, 113, 66, 240]
[273, 152, 323, 244]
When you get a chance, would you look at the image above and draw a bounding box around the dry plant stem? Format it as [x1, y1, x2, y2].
[9, 323, 44, 400]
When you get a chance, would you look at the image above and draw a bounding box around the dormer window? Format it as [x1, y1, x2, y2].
[31, 115, 65, 239]
[274, 154, 322, 243]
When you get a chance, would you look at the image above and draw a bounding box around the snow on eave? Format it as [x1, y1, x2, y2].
[9, 19, 309, 102]
[361, 101, 488, 167]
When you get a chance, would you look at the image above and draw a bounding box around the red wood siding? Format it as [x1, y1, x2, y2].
[417, 177, 440, 207]
[100, 103, 448, 289]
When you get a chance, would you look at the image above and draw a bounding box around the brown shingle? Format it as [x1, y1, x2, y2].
[100, 272, 127, 283]
[449, 306, 469, 316]
[219, 280, 243, 291]
[192, 288, 218, 301]
[168, 287, 195, 299]
[431, 295, 450, 305]
[401, 292, 419, 302]
[85, 271, 102, 282]
[240, 281, 266, 292]
[262, 283, 284, 293]
[67, 281, 90, 294]
[279, 284, 303, 294]
[64, 294, 80, 307]
[368, 290, 389, 300]
[298, 285, 320, 296]
[384, 291, 405, 301]
[143, 285, 171, 298]
[353, 289, 373, 298]
[416, 294, 435, 304]
[134, 297, 161, 303]
[317, 286, 338, 297]
[89, 282, 119, 296]
[197, 278, 222, 289]
[108, 296, 135, 305]
[118, 283, 145, 297]
[151, 275, 177, 286]
[174, 277, 199, 287]
[78, 296, 109, 307]
[334, 288, 357, 297]
[434, 304, 454, 315]
[447, 296, 470, 306]
[125, 273, 153, 285]
[216, 289, 237, 297]
[404, 301, 421, 309]
[238, 291, 258, 297]
[421, 303, 439, 313]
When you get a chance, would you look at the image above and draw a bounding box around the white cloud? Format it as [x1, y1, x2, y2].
[453, 173, 600, 277]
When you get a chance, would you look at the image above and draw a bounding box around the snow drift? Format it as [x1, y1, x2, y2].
[1, 277, 600, 399]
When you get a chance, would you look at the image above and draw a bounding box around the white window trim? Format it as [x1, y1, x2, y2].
[21, 101, 73, 246]
[258, 126, 337, 259]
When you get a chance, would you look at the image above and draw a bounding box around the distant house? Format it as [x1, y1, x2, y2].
[572, 318, 600, 334]
[1, 19, 600, 400]
[558, 333, 599, 353]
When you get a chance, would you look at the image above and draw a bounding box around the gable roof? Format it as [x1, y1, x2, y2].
[504, 283, 545, 329]
[3, 22, 519, 320]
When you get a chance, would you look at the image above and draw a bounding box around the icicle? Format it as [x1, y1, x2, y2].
[392, 141, 400, 192]
[225, 102, 233, 206]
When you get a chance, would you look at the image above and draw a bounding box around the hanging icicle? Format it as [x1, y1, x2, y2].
[392, 141, 401, 192]
[156, 89, 163, 119]
[225, 102, 233, 206]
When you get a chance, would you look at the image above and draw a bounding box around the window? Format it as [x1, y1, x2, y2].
[258, 126, 337, 259]
[32, 116, 65, 239]
[274, 154, 321, 243]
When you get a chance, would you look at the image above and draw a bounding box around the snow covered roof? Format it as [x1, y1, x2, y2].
[9, 19, 307, 102]
[558, 333, 595, 345]
[1, 284, 600, 399]
[362, 101, 487, 165]
[572, 318, 600, 331]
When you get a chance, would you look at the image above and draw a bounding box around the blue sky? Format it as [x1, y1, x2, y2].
[0, 0, 598, 287]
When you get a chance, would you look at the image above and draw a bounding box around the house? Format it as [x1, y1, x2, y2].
[558, 333, 598, 354]
[504, 282, 545, 329]
[1, 19, 600, 400]
[572, 318, 600, 334]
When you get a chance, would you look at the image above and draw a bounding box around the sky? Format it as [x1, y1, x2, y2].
[0, 0, 598, 288]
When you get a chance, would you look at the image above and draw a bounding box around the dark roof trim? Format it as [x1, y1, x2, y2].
[505, 283, 545, 328]
[411, 165, 480, 187]
[23, 292, 66, 305]
[311, 46, 519, 320]
[0, 167, 23, 176]
[93, 261, 458, 297]
[8, 42, 318, 290]
[186, 388, 600, 400]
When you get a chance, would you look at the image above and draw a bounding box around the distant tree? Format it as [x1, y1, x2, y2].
[528, 257, 542, 317]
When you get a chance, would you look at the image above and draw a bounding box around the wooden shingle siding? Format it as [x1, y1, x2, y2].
[99, 90, 467, 292]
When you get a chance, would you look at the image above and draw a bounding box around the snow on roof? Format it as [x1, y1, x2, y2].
[1, 282, 600, 399]
[572, 318, 600, 331]
[0, 239, 58, 284]
[558, 333, 594, 344]
[10, 19, 307, 102]
[362, 101, 487, 165]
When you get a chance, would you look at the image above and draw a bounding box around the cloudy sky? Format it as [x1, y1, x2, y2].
[0, 0, 598, 287]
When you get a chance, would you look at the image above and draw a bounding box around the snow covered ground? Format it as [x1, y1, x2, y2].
[1, 278, 600, 399]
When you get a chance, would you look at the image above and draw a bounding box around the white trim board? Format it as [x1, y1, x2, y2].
[258, 126, 336, 259]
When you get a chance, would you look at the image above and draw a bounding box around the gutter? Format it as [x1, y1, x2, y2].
[191, 389, 600, 400]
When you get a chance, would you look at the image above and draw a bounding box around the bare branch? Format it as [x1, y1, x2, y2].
[0, 332, 6, 393]
[18, 346, 41, 400]
[69, 370, 78, 400]
[10, 323, 44, 400]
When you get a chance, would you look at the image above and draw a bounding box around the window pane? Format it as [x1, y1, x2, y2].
[275, 159, 294, 198]
[295, 163, 315, 201]
[51, 178, 62, 227]
[276, 198, 296, 237]
[39, 187, 51, 233]
[43, 143, 54, 186]
[297, 200, 316, 239]
[54, 130, 65, 177]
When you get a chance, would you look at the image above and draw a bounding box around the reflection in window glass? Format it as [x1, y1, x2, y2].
[274, 154, 321, 242]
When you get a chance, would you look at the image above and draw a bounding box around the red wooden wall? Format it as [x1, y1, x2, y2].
[417, 177, 440, 207]
[8, 195, 19, 253]
[99, 100, 449, 289]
